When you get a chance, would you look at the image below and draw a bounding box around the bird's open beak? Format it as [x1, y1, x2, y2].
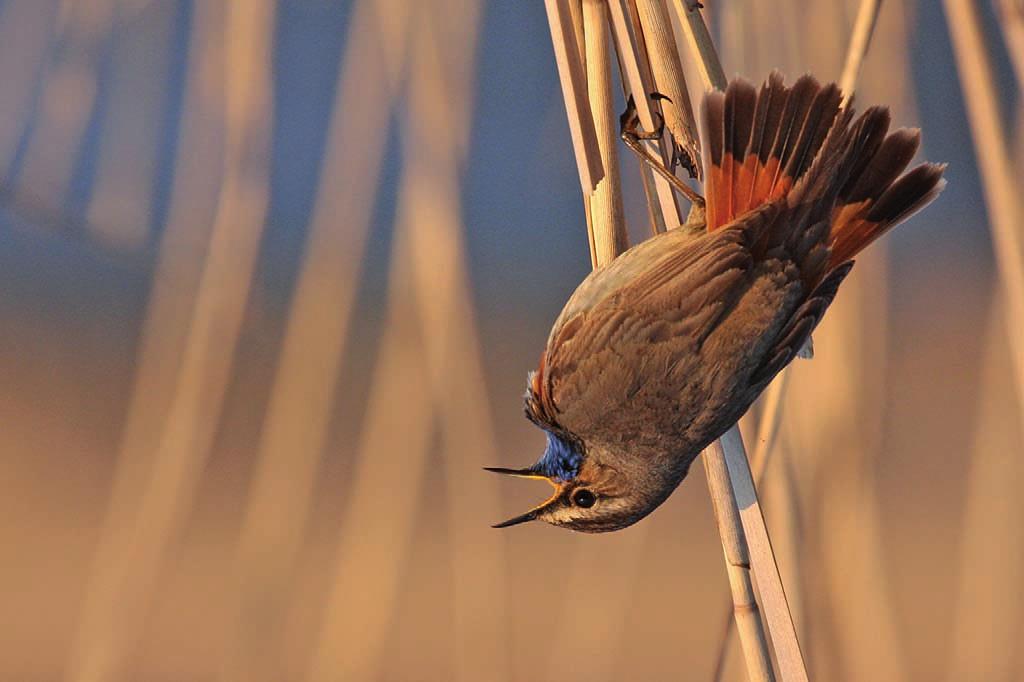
[485, 466, 564, 528]
[482, 466, 546, 478]
[491, 508, 541, 528]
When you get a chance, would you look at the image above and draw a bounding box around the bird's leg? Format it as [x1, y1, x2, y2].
[620, 95, 706, 208]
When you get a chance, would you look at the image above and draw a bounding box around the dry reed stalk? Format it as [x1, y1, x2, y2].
[705, 436, 775, 682]
[13, 0, 112, 210]
[671, 0, 727, 91]
[944, 0, 1024, 423]
[541, 6, 646, 680]
[607, 0, 682, 231]
[663, 3, 808, 680]
[585, 0, 629, 264]
[217, 0, 412, 680]
[838, 0, 881, 105]
[632, 0, 701, 180]
[309, 4, 505, 679]
[544, 0, 605, 197]
[708, 373, 791, 682]
[66, 2, 276, 679]
[707, 0, 890, 674]
[568, 0, 588, 64]
[548, 0, 602, 265]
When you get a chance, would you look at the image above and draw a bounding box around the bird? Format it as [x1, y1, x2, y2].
[486, 72, 945, 533]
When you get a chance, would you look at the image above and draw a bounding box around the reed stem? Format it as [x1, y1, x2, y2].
[608, 0, 682, 231]
[544, 0, 605, 197]
[838, 0, 882, 105]
[585, 0, 629, 265]
[664, 3, 810, 680]
[705, 0, 885, 673]
[633, 0, 702, 178]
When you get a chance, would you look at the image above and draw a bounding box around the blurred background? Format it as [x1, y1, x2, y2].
[0, 0, 1021, 680]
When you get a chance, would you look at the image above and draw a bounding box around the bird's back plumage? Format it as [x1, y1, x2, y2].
[511, 73, 945, 532]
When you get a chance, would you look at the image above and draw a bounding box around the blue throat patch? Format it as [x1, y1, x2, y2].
[533, 431, 583, 481]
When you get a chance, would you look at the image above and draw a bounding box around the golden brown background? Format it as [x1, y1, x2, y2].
[0, 0, 1020, 680]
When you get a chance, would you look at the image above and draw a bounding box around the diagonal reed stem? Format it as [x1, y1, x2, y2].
[670, 2, 810, 680]
[704, 0, 885, 676]
[838, 0, 882, 106]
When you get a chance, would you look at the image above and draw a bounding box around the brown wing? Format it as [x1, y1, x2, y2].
[527, 73, 945, 453]
[537, 207, 800, 451]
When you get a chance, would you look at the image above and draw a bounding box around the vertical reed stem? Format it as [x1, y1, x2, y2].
[544, 0, 605, 197]
[608, 0, 682, 230]
[584, 0, 629, 264]
[669, 2, 810, 680]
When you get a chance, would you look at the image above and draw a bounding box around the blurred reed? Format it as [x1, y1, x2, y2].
[946, 301, 1023, 681]
[84, 0, 174, 250]
[217, 0, 412, 679]
[943, 0, 1024, 423]
[998, 0, 1024, 89]
[0, 1, 59, 172]
[757, 2, 914, 679]
[13, 0, 111, 213]
[308, 2, 509, 680]
[67, 2, 275, 679]
[944, 0, 1024, 678]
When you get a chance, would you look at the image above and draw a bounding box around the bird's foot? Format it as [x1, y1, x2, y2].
[619, 94, 705, 208]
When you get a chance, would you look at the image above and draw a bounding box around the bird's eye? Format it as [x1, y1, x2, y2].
[572, 489, 596, 508]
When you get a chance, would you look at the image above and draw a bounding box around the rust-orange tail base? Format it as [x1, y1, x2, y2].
[702, 72, 946, 276]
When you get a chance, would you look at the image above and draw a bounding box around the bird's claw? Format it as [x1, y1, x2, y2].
[618, 95, 705, 209]
[619, 95, 666, 144]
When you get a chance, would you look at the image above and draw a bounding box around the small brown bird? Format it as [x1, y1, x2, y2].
[488, 73, 945, 532]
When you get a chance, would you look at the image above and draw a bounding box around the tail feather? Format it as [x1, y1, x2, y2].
[702, 72, 843, 231]
[829, 162, 946, 266]
[841, 126, 915, 202]
[702, 72, 945, 283]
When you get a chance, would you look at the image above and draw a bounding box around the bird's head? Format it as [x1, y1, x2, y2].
[487, 431, 677, 533]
